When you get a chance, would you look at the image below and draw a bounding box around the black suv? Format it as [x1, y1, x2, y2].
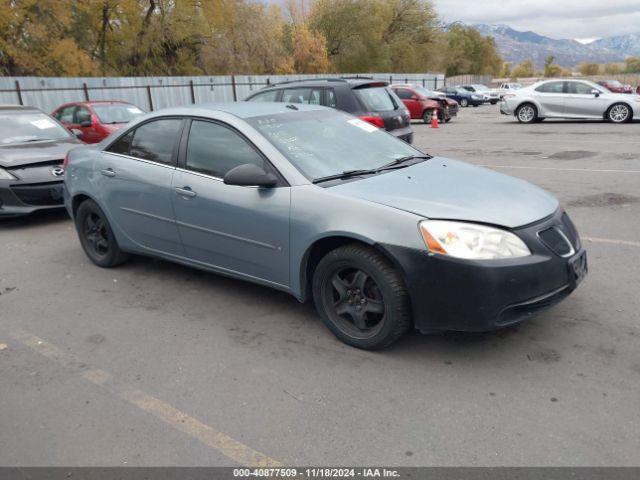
[244, 78, 413, 143]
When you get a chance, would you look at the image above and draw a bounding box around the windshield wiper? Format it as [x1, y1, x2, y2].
[312, 154, 432, 184]
[312, 169, 377, 184]
[375, 154, 432, 172]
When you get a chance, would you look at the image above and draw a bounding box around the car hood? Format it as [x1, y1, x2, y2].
[0, 138, 81, 167]
[330, 157, 559, 229]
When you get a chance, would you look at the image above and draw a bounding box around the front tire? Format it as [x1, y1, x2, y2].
[75, 199, 129, 268]
[607, 103, 632, 123]
[516, 103, 537, 123]
[312, 244, 411, 350]
[422, 109, 435, 124]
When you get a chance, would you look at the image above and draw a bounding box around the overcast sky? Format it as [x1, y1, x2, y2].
[433, 0, 640, 40]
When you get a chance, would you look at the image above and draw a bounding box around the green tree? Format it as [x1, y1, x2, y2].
[445, 24, 503, 76]
[511, 59, 535, 78]
[578, 62, 600, 76]
[604, 63, 622, 75]
[623, 57, 640, 73]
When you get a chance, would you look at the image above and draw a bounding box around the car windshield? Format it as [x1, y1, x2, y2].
[607, 80, 623, 87]
[354, 87, 398, 111]
[93, 104, 144, 124]
[0, 111, 70, 145]
[247, 109, 422, 182]
[414, 86, 437, 96]
[471, 85, 490, 91]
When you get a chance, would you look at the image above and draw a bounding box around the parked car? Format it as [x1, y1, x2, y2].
[501, 79, 639, 123]
[498, 82, 523, 99]
[391, 84, 457, 123]
[391, 85, 441, 123]
[440, 86, 485, 107]
[596, 80, 633, 94]
[52, 101, 145, 144]
[0, 105, 82, 217]
[244, 78, 413, 143]
[64, 103, 587, 349]
[460, 84, 500, 104]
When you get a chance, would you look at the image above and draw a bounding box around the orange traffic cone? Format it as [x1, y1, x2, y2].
[431, 111, 439, 128]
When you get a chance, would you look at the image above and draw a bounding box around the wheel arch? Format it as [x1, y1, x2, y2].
[605, 102, 634, 121]
[298, 235, 410, 304]
[71, 192, 96, 219]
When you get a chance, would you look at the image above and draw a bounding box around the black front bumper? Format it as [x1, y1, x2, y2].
[380, 209, 586, 333]
[0, 163, 65, 217]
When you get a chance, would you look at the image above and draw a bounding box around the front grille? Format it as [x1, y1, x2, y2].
[11, 182, 64, 206]
[538, 227, 574, 257]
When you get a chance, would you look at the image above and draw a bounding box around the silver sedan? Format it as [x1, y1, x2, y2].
[500, 79, 640, 123]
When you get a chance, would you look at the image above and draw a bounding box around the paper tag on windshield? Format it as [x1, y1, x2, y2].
[31, 119, 57, 130]
[347, 118, 378, 133]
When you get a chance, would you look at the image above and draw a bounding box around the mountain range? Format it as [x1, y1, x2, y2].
[472, 24, 640, 69]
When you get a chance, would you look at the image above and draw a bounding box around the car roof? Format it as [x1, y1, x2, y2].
[146, 102, 329, 120]
[256, 78, 388, 90]
[54, 100, 133, 109]
[0, 104, 40, 112]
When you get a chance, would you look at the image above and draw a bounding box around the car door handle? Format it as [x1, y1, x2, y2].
[100, 168, 116, 177]
[175, 186, 197, 198]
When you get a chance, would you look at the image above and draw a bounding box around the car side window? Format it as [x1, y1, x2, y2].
[535, 82, 564, 93]
[395, 89, 413, 100]
[75, 107, 92, 125]
[568, 82, 595, 95]
[325, 89, 337, 108]
[129, 119, 182, 165]
[282, 88, 312, 104]
[57, 106, 76, 123]
[309, 89, 322, 105]
[185, 120, 265, 179]
[106, 130, 134, 155]
[247, 90, 279, 102]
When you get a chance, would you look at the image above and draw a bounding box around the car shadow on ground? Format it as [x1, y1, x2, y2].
[0, 208, 70, 230]
[117, 253, 539, 363]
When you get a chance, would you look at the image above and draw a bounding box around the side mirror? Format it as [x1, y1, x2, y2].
[410, 95, 420, 101]
[223, 163, 277, 188]
[79, 120, 92, 128]
[591, 89, 600, 97]
[70, 128, 83, 138]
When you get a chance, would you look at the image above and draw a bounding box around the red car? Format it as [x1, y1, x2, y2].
[597, 80, 633, 94]
[52, 101, 144, 143]
[391, 84, 457, 123]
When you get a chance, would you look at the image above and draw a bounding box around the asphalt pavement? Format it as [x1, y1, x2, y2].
[1, 104, 639, 466]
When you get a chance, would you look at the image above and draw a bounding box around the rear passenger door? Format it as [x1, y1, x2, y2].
[98, 118, 185, 256]
[533, 81, 566, 117]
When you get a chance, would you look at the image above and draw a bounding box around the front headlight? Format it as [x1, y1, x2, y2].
[0, 167, 17, 180]
[419, 220, 531, 260]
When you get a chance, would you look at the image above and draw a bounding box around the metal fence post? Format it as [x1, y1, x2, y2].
[146, 85, 154, 111]
[15, 80, 23, 105]
[189, 80, 196, 104]
[389, 75, 392, 84]
[231, 75, 237, 101]
[82, 82, 90, 101]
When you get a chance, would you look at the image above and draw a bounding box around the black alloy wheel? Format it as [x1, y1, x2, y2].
[76, 199, 129, 268]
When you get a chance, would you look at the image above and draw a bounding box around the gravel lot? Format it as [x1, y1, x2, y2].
[1, 104, 639, 466]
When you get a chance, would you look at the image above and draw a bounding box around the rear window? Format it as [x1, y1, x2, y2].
[354, 87, 397, 112]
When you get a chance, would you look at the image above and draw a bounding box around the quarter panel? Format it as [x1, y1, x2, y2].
[289, 185, 425, 298]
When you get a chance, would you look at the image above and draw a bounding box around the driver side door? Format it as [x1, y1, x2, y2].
[171, 119, 291, 288]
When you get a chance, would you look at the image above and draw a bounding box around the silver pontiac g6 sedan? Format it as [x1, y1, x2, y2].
[501, 79, 640, 123]
[64, 103, 587, 349]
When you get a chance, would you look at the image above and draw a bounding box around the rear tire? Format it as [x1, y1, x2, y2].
[607, 103, 632, 123]
[460, 98, 468, 107]
[516, 103, 537, 123]
[75, 199, 129, 268]
[312, 244, 411, 350]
